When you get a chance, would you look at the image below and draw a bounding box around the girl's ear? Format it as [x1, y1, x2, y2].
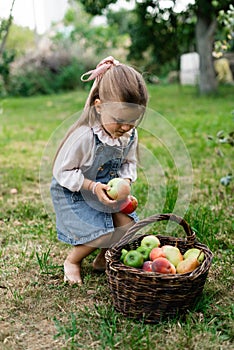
[94, 98, 101, 114]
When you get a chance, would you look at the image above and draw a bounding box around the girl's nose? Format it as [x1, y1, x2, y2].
[121, 124, 133, 131]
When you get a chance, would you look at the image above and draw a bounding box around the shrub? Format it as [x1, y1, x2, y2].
[7, 44, 88, 97]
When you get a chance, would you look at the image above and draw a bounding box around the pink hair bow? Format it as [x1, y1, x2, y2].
[81, 56, 120, 82]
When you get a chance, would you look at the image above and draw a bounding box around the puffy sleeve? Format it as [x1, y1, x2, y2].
[118, 130, 138, 182]
[53, 126, 94, 192]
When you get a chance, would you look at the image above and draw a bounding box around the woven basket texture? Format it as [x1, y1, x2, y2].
[105, 213, 213, 323]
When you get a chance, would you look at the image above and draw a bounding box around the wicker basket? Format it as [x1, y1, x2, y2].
[105, 213, 213, 323]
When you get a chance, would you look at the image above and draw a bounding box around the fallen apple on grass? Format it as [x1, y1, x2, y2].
[106, 178, 130, 201]
[120, 195, 138, 214]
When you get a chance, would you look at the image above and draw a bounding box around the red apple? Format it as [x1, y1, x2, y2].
[149, 247, 165, 261]
[142, 261, 153, 272]
[120, 195, 138, 214]
[151, 257, 176, 274]
[106, 178, 130, 201]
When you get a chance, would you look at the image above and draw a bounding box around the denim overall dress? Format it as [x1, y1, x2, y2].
[50, 129, 138, 246]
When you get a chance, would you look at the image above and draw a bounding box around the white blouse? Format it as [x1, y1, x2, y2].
[53, 123, 138, 192]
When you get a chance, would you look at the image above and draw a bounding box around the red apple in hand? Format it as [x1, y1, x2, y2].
[120, 195, 138, 214]
[106, 178, 130, 201]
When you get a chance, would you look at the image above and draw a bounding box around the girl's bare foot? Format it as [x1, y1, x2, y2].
[64, 259, 83, 284]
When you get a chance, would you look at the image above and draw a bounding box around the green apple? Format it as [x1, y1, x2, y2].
[141, 235, 160, 250]
[183, 248, 205, 263]
[106, 178, 130, 201]
[120, 249, 128, 262]
[161, 245, 183, 267]
[136, 246, 151, 261]
[123, 250, 144, 268]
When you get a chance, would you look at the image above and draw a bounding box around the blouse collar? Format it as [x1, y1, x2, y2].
[92, 122, 133, 147]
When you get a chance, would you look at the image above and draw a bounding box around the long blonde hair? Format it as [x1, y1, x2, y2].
[53, 62, 148, 163]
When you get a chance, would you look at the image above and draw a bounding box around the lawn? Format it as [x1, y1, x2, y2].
[0, 84, 233, 349]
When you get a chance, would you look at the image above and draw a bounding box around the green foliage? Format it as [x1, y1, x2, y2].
[0, 14, 16, 91]
[0, 49, 15, 87]
[215, 4, 234, 54]
[7, 59, 85, 96]
[79, 0, 117, 15]
[6, 23, 35, 56]
[76, 0, 234, 79]
[63, 2, 124, 56]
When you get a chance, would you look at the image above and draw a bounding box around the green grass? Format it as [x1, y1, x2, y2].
[0, 85, 233, 349]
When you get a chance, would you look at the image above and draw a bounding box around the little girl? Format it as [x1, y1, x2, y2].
[50, 56, 148, 284]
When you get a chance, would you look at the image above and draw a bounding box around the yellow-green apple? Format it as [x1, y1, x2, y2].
[136, 246, 151, 261]
[123, 250, 144, 268]
[106, 178, 130, 201]
[120, 195, 138, 214]
[161, 245, 183, 267]
[183, 248, 205, 263]
[151, 257, 176, 274]
[120, 249, 128, 262]
[149, 247, 165, 261]
[141, 235, 160, 251]
[176, 257, 199, 274]
[142, 261, 153, 272]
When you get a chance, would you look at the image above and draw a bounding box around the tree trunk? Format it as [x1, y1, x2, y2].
[195, 16, 217, 94]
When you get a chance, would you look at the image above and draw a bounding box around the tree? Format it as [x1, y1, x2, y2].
[0, 0, 16, 55]
[76, 0, 233, 94]
[192, 0, 233, 94]
[0, 0, 16, 89]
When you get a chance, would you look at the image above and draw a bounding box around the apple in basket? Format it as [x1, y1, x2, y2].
[176, 257, 200, 274]
[142, 260, 153, 272]
[136, 246, 151, 261]
[106, 178, 130, 201]
[141, 235, 160, 251]
[123, 250, 144, 268]
[150, 247, 165, 261]
[176, 248, 204, 274]
[183, 248, 205, 263]
[120, 195, 138, 214]
[120, 249, 128, 262]
[161, 245, 183, 268]
[151, 257, 176, 274]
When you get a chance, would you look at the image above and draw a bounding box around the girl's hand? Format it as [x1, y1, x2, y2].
[94, 182, 117, 207]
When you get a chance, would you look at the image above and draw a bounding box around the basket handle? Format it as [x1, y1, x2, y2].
[113, 213, 196, 249]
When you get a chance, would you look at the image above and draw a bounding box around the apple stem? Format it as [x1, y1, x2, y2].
[197, 249, 203, 261]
